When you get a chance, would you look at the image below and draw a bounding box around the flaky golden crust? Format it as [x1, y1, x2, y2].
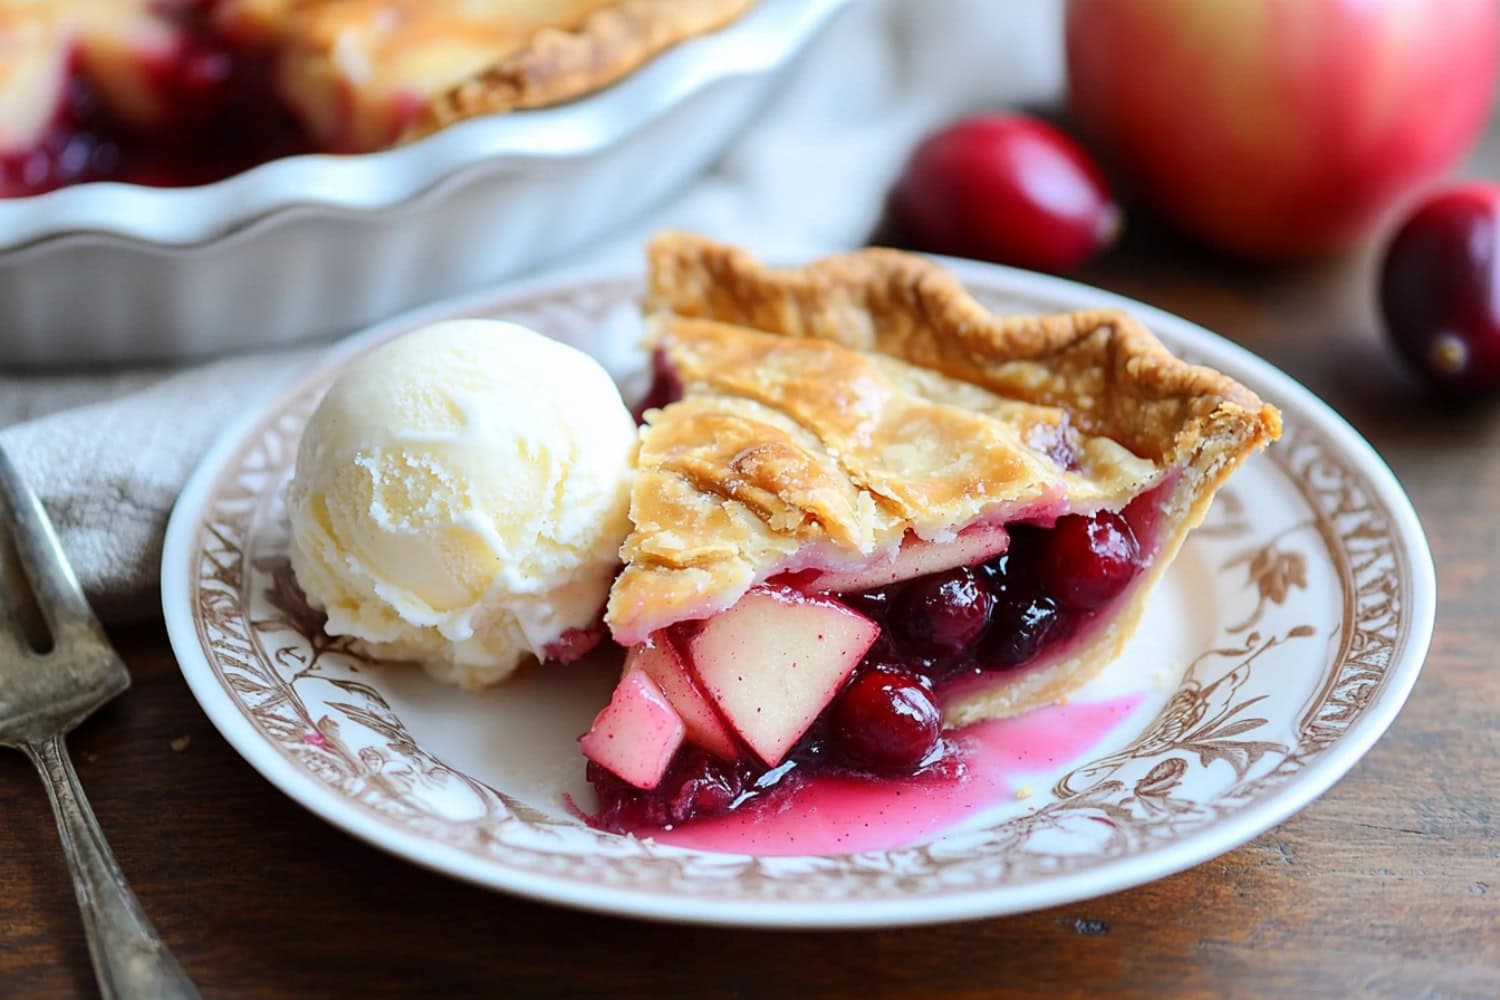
[405, 0, 757, 140]
[645, 233, 1281, 462]
[611, 234, 1282, 723]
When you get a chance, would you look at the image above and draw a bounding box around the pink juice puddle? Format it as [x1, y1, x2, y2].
[647, 692, 1144, 857]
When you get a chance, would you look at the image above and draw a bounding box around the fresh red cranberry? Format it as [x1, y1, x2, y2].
[891, 567, 993, 654]
[830, 666, 942, 773]
[1380, 183, 1500, 395]
[1040, 511, 1140, 611]
[979, 594, 1061, 669]
[890, 114, 1121, 273]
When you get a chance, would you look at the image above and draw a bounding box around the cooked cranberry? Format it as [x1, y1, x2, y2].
[981, 526, 1045, 588]
[588, 749, 746, 831]
[632, 348, 685, 423]
[859, 628, 898, 663]
[662, 749, 744, 820]
[978, 550, 1026, 594]
[180, 47, 234, 94]
[891, 567, 993, 654]
[1041, 511, 1140, 611]
[862, 657, 935, 691]
[830, 666, 942, 772]
[585, 760, 646, 830]
[844, 586, 898, 621]
[978, 594, 1061, 669]
[976, 552, 1006, 589]
[857, 632, 951, 683]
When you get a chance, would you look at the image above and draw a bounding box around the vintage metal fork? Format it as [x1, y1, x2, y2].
[0, 446, 199, 999]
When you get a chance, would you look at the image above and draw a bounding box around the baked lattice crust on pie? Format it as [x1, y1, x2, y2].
[608, 234, 1281, 726]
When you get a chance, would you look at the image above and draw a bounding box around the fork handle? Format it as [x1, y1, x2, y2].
[23, 734, 200, 1000]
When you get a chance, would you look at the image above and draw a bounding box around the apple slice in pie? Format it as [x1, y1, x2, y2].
[581, 233, 1282, 830]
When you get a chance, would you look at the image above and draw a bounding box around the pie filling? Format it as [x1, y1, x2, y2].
[1, 18, 310, 197]
[582, 479, 1174, 833]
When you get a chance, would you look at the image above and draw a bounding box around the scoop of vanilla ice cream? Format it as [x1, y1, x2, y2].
[285, 319, 637, 688]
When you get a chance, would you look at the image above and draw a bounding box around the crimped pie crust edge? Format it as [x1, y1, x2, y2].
[406, 0, 758, 140]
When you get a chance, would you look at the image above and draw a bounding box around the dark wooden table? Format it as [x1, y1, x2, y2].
[5, 133, 1499, 1000]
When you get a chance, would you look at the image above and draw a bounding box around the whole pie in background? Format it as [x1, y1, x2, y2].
[0, 0, 757, 196]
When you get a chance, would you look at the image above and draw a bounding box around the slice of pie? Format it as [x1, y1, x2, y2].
[580, 233, 1282, 830]
[0, 0, 756, 196]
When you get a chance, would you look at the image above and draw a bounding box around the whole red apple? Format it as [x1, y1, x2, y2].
[1066, 0, 1499, 259]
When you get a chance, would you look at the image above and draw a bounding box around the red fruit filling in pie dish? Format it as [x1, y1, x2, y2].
[577, 234, 1281, 834]
[0, 30, 305, 196]
[0, 0, 757, 197]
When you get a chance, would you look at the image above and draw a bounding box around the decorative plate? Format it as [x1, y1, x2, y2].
[161, 258, 1435, 928]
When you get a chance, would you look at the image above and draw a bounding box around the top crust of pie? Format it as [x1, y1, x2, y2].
[606, 233, 1282, 646]
[644, 233, 1280, 463]
[2, 1, 759, 158]
[403, 0, 758, 141]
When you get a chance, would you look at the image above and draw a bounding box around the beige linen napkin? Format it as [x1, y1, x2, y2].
[0, 0, 1063, 624]
[0, 352, 315, 620]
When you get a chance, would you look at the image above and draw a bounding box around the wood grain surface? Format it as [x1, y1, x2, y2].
[2, 134, 1497, 1000]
